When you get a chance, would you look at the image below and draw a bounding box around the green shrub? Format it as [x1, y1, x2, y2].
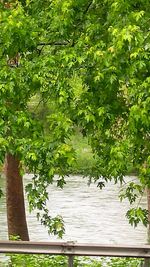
[1, 255, 143, 267]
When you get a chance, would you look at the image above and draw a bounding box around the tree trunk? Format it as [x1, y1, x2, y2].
[4, 153, 29, 241]
[2, 0, 29, 242]
[147, 188, 150, 243]
[142, 189, 150, 267]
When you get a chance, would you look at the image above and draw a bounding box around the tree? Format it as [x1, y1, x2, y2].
[0, 0, 150, 240]
[73, 0, 150, 229]
[37, 0, 150, 229]
[48, 0, 150, 229]
[0, 0, 75, 239]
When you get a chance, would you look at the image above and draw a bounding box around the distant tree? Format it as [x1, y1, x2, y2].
[0, 0, 150, 239]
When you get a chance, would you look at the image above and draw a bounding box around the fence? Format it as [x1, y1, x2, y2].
[0, 241, 150, 267]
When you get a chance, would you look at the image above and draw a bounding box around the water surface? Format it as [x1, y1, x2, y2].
[0, 175, 147, 245]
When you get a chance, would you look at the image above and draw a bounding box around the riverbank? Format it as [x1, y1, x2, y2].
[0, 131, 135, 177]
[69, 132, 136, 176]
[69, 132, 95, 175]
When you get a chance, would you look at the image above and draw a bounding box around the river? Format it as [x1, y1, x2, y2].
[0, 174, 148, 245]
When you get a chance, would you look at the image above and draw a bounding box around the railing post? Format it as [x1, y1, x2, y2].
[143, 258, 150, 267]
[68, 255, 74, 267]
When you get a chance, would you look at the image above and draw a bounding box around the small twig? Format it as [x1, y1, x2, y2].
[32, 94, 52, 114]
[136, 191, 145, 209]
[118, 178, 140, 196]
[38, 41, 70, 46]
[83, 0, 93, 14]
[32, 98, 44, 113]
[120, 178, 138, 188]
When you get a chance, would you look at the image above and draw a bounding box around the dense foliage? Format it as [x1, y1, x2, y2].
[0, 0, 150, 234]
[2, 254, 143, 267]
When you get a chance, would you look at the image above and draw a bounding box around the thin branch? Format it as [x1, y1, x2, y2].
[32, 94, 52, 114]
[84, 0, 94, 15]
[32, 98, 44, 113]
[38, 41, 70, 46]
[38, 1, 94, 49]
[120, 178, 138, 188]
[136, 190, 145, 209]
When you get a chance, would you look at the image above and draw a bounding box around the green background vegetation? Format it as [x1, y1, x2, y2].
[1, 254, 143, 267]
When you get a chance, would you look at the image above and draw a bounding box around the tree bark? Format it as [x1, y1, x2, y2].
[2, 0, 29, 241]
[4, 153, 29, 241]
[147, 188, 150, 243]
[143, 188, 150, 267]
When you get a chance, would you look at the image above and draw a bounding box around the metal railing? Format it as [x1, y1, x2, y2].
[0, 241, 150, 267]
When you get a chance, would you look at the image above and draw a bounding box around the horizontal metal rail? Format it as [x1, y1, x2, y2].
[0, 241, 150, 258]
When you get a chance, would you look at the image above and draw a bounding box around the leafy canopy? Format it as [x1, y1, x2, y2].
[0, 0, 150, 234]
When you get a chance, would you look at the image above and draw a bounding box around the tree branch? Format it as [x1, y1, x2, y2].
[38, 41, 70, 46]
[84, 0, 94, 15]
